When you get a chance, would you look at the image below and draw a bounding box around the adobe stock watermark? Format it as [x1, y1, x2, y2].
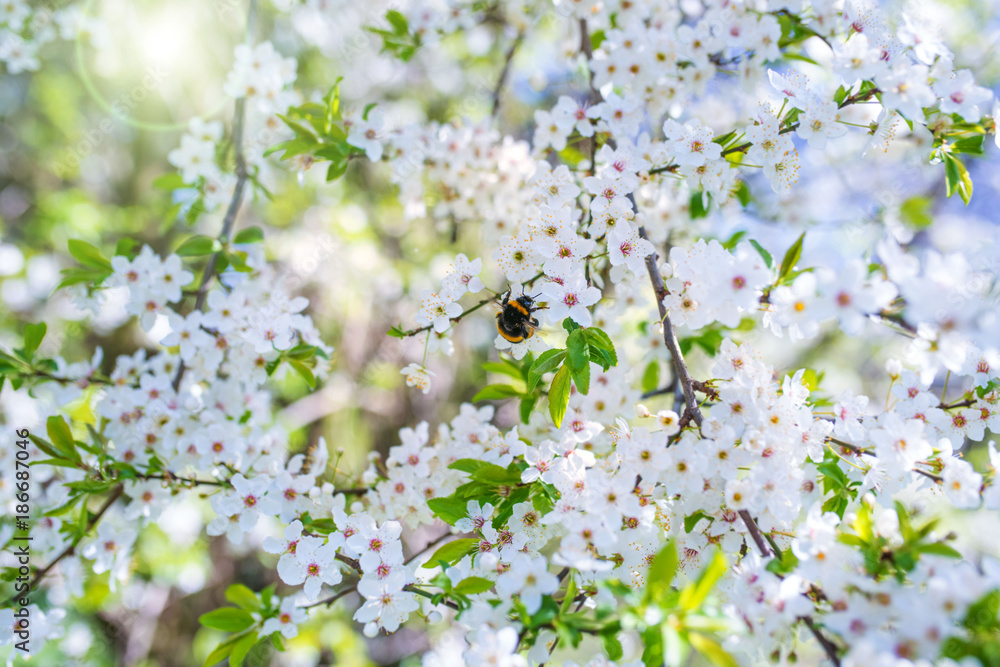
[51, 64, 171, 179]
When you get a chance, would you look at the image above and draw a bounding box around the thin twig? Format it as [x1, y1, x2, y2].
[632, 194, 843, 665]
[172, 3, 257, 393]
[635, 223, 702, 426]
[492, 31, 524, 118]
[738, 510, 772, 558]
[803, 616, 844, 667]
[2, 485, 124, 607]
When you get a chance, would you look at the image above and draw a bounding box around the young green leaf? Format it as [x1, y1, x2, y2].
[749, 239, 772, 269]
[472, 383, 522, 402]
[198, 608, 255, 632]
[777, 232, 805, 282]
[454, 576, 494, 595]
[68, 239, 112, 270]
[46, 415, 78, 460]
[422, 538, 478, 568]
[549, 365, 571, 428]
[528, 349, 567, 393]
[225, 584, 262, 612]
[23, 322, 46, 358]
[566, 328, 591, 394]
[176, 235, 220, 257]
[233, 226, 265, 244]
[944, 153, 973, 205]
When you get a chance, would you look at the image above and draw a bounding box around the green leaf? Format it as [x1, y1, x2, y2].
[176, 235, 220, 257]
[226, 584, 262, 612]
[422, 538, 479, 568]
[645, 541, 678, 605]
[198, 608, 255, 632]
[952, 134, 985, 156]
[23, 322, 46, 358]
[734, 181, 752, 207]
[46, 415, 78, 460]
[690, 191, 709, 219]
[566, 329, 591, 395]
[326, 159, 348, 182]
[528, 349, 567, 393]
[448, 459, 491, 474]
[684, 510, 714, 533]
[917, 542, 962, 559]
[641, 624, 666, 667]
[385, 9, 408, 33]
[27, 434, 67, 461]
[153, 173, 188, 190]
[721, 230, 746, 250]
[963, 589, 999, 632]
[679, 550, 727, 611]
[56, 267, 112, 290]
[472, 383, 522, 402]
[688, 632, 738, 667]
[233, 226, 265, 244]
[641, 361, 659, 394]
[287, 359, 316, 388]
[427, 497, 470, 526]
[749, 239, 773, 269]
[519, 394, 538, 424]
[582, 327, 618, 367]
[68, 239, 112, 270]
[202, 631, 249, 667]
[899, 196, 933, 229]
[65, 479, 114, 493]
[777, 232, 805, 282]
[284, 344, 319, 361]
[387, 325, 406, 338]
[229, 632, 258, 667]
[548, 365, 571, 428]
[944, 153, 973, 205]
[114, 237, 140, 258]
[470, 463, 522, 485]
[43, 494, 84, 517]
[602, 632, 624, 661]
[454, 576, 494, 595]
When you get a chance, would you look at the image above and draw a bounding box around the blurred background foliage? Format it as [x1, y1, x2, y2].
[1, 0, 999, 664]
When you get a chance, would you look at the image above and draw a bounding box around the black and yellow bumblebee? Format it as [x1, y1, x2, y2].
[495, 289, 544, 343]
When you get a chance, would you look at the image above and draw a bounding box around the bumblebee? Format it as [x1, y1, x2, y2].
[495, 289, 543, 343]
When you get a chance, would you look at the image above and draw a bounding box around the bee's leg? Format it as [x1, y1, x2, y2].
[529, 317, 539, 327]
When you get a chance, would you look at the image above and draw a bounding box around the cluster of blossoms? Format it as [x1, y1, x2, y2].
[0, 1, 107, 74]
[662, 239, 773, 330]
[167, 118, 230, 208]
[724, 498, 1000, 665]
[382, 121, 536, 232]
[6, 0, 1000, 663]
[167, 41, 298, 219]
[223, 41, 298, 116]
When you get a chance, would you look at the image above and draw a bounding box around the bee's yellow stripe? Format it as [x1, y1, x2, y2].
[496, 326, 526, 343]
[509, 301, 529, 316]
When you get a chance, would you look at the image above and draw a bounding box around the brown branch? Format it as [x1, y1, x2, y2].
[803, 616, 844, 667]
[2, 485, 124, 607]
[738, 510, 772, 558]
[172, 4, 257, 393]
[492, 31, 524, 118]
[634, 197, 842, 663]
[635, 222, 703, 427]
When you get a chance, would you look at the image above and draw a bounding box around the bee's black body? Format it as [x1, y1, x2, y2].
[496, 291, 541, 343]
